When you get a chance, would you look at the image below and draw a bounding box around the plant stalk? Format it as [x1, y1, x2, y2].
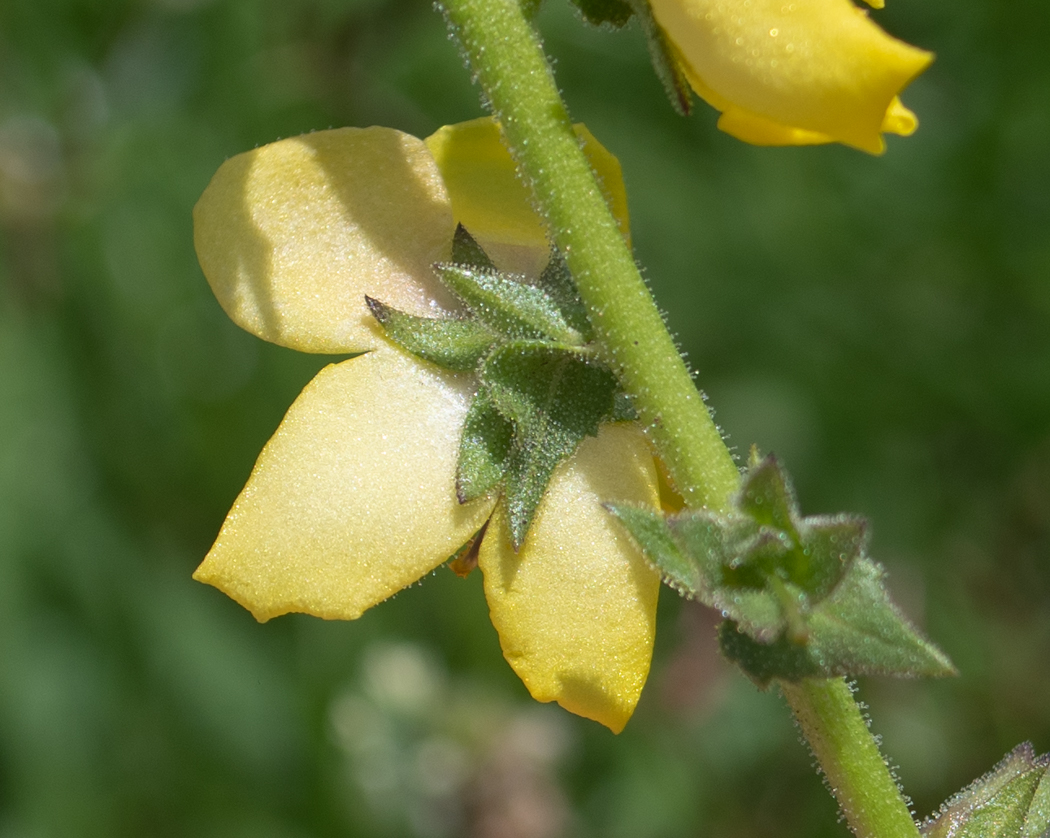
[437, 0, 921, 835]
[440, 0, 738, 512]
[781, 678, 921, 838]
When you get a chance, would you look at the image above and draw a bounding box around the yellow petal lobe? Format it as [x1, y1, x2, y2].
[717, 109, 836, 148]
[424, 118, 630, 255]
[194, 348, 495, 622]
[881, 96, 919, 136]
[194, 127, 457, 354]
[478, 424, 661, 733]
[651, 0, 933, 153]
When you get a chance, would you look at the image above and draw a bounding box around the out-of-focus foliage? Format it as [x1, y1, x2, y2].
[0, 0, 1047, 836]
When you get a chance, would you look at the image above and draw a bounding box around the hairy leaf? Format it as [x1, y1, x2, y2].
[922, 743, 1050, 838]
[627, 0, 692, 115]
[450, 224, 496, 271]
[482, 341, 620, 547]
[720, 558, 958, 685]
[365, 296, 496, 371]
[457, 390, 514, 503]
[537, 248, 593, 339]
[606, 504, 703, 595]
[571, 0, 634, 28]
[435, 263, 581, 345]
[610, 455, 955, 680]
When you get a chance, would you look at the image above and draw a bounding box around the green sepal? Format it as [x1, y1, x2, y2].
[627, 0, 692, 116]
[570, 0, 634, 28]
[450, 224, 496, 271]
[481, 340, 620, 548]
[456, 389, 514, 503]
[365, 296, 497, 371]
[719, 558, 958, 685]
[611, 391, 638, 422]
[537, 249, 593, 340]
[434, 263, 581, 345]
[921, 743, 1050, 838]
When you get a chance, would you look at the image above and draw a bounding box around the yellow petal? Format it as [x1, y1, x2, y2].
[194, 127, 457, 353]
[194, 348, 495, 622]
[478, 424, 661, 733]
[424, 117, 631, 257]
[717, 108, 836, 148]
[651, 0, 933, 153]
[881, 95, 919, 136]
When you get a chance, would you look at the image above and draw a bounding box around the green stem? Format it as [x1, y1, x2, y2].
[781, 679, 921, 838]
[437, 0, 919, 835]
[439, 0, 738, 512]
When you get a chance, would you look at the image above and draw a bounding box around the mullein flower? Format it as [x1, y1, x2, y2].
[649, 0, 934, 153]
[192, 118, 660, 732]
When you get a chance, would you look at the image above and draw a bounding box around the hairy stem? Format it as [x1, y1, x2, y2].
[440, 0, 738, 512]
[781, 678, 921, 838]
[437, 0, 919, 835]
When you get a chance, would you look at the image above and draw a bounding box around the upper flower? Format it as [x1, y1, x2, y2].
[649, 0, 934, 153]
[191, 117, 659, 732]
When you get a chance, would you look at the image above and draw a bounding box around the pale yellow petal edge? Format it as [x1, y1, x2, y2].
[195, 348, 495, 622]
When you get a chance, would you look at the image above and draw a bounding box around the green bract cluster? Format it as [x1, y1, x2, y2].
[922, 743, 1050, 838]
[368, 225, 631, 549]
[610, 454, 957, 684]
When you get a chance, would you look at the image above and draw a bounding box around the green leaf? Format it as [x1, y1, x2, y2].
[1028, 768, 1050, 838]
[365, 296, 497, 371]
[609, 503, 787, 640]
[450, 224, 496, 271]
[627, 0, 692, 115]
[606, 504, 704, 596]
[519, 0, 544, 20]
[537, 248, 593, 339]
[922, 743, 1050, 838]
[611, 391, 638, 422]
[718, 620, 823, 684]
[609, 456, 956, 681]
[725, 457, 858, 599]
[720, 558, 958, 685]
[435, 263, 581, 345]
[456, 389, 514, 502]
[570, 0, 634, 28]
[791, 514, 867, 601]
[807, 558, 956, 678]
[738, 454, 799, 535]
[481, 341, 620, 547]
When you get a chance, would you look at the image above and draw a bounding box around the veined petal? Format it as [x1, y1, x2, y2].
[194, 347, 496, 622]
[651, 0, 933, 153]
[194, 127, 457, 353]
[478, 423, 661, 733]
[425, 118, 631, 269]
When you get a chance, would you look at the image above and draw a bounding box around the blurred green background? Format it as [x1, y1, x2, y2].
[1, 0, 1048, 835]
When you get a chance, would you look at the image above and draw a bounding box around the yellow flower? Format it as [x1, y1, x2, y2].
[192, 117, 659, 732]
[649, 0, 934, 153]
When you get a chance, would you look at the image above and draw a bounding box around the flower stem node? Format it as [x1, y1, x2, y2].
[609, 454, 957, 684]
[192, 118, 659, 732]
